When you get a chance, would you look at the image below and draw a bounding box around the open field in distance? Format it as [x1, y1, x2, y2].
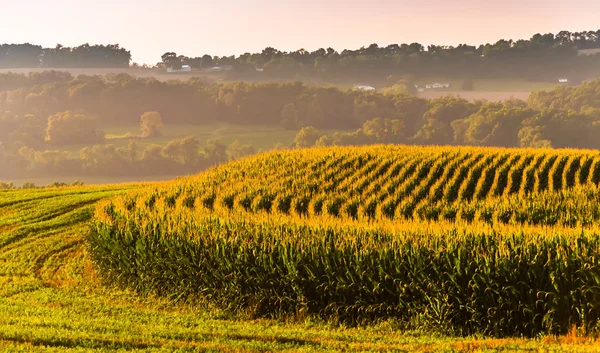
[0, 68, 568, 101]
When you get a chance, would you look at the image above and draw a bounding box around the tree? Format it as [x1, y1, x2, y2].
[45, 111, 104, 145]
[125, 141, 138, 163]
[161, 52, 182, 70]
[380, 81, 417, 96]
[413, 118, 453, 145]
[518, 126, 552, 148]
[294, 126, 320, 148]
[201, 55, 214, 69]
[280, 103, 299, 129]
[227, 140, 256, 160]
[0, 181, 14, 189]
[204, 138, 228, 165]
[461, 79, 475, 91]
[140, 112, 163, 138]
[362, 118, 406, 144]
[315, 135, 331, 147]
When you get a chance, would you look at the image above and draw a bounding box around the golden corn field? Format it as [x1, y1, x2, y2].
[91, 145, 600, 337]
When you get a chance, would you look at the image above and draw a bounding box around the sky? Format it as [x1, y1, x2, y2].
[1, 0, 599, 65]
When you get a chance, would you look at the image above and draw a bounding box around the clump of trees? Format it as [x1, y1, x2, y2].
[0, 181, 14, 189]
[0, 135, 258, 180]
[45, 111, 105, 145]
[0, 43, 131, 68]
[0, 180, 84, 189]
[292, 81, 600, 150]
[294, 127, 321, 148]
[139, 112, 163, 138]
[2, 71, 600, 179]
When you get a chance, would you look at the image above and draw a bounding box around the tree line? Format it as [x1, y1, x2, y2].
[0, 71, 600, 179]
[2, 30, 598, 80]
[0, 43, 131, 68]
[165, 29, 600, 81]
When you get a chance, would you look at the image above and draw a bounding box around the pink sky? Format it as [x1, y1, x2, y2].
[2, 0, 598, 64]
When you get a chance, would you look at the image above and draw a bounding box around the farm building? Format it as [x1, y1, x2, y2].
[425, 83, 451, 89]
[208, 65, 233, 72]
[167, 65, 192, 73]
[354, 85, 376, 91]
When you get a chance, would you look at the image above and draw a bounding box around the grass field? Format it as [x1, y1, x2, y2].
[4, 148, 600, 351]
[52, 123, 345, 157]
[415, 78, 560, 101]
[103, 123, 302, 151]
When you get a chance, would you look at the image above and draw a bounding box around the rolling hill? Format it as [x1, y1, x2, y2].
[4, 146, 600, 350]
[92, 145, 600, 337]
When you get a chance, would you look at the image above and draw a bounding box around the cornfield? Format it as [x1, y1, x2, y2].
[90, 145, 600, 336]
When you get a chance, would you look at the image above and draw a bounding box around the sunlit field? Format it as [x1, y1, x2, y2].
[5, 146, 600, 351]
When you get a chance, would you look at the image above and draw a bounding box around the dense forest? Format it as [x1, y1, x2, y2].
[0, 44, 131, 68]
[1, 71, 600, 180]
[167, 30, 600, 81]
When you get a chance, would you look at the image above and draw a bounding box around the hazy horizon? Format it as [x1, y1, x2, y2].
[3, 0, 599, 65]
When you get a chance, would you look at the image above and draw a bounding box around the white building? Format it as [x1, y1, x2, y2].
[167, 65, 192, 73]
[354, 85, 376, 91]
[425, 83, 451, 89]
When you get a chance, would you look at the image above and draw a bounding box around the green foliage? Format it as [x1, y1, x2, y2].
[45, 111, 105, 145]
[139, 111, 163, 138]
[21, 182, 37, 189]
[0, 181, 14, 189]
[172, 29, 600, 81]
[294, 126, 321, 148]
[280, 103, 300, 130]
[0, 43, 131, 68]
[227, 140, 256, 160]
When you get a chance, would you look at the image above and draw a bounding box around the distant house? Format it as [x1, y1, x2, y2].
[558, 78, 568, 83]
[167, 65, 192, 73]
[354, 85, 376, 91]
[425, 83, 451, 89]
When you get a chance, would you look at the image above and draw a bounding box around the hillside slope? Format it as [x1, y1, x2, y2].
[93, 145, 600, 337]
[6, 183, 598, 351]
[105, 145, 600, 226]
